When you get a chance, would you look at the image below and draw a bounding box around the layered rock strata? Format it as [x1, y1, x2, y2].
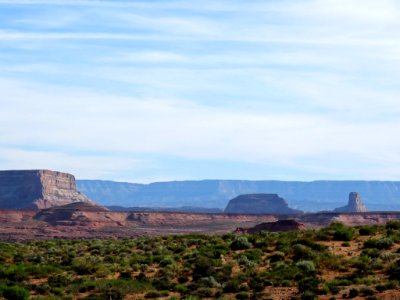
[0, 170, 92, 209]
[224, 193, 303, 214]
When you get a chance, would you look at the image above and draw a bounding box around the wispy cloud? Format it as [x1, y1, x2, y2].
[1, 0, 400, 181]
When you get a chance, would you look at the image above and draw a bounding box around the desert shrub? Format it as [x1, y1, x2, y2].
[298, 276, 319, 294]
[300, 290, 317, 300]
[72, 256, 102, 275]
[174, 284, 189, 294]
[192, 256, 215, 279]
[231, 237, 252, 250]
[269, 251, 285, 263]
[223, 278, 241, 293]
[249, 276, 264, 292]
[214, 262, 233, 282]
[0, 264, 28, 282]
[380, 251, 397, 262]
[296, 260, 316, 273]
[333, 228, 354, 241]
[266, 262, 299, 284]
[0, 286, 29, 300]
[362, 248, 381, 258]
[196, 287, 213, 297]
[353, 255, 373, 275]
[348, 288, 359, 298]
[358, 226, 377, 236]
[321, 222, 355, 241]
[119, 271, 132, 279]
[364, 237, 393, 250]
[293, 238, 327, 251]
[237, 255, 256, 268]
[387, 259, 400, 280]
[325, 278, 352, 294]
[152, 277, 171, 290]
[386, 221, 400, 230]
[318, 252, 347, 271]
[236, 291, 250, 299]
[145, 291, 162, 298]
[200, 276, 221, 288]
[243, 248, 263, 262]
[292, 244, 316, 261]
[360, 286, 375, 296]
[48, 274, 73, 287]
[159, 257, 174, 267]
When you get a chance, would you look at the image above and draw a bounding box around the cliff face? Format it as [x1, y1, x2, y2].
[0, 170, 91, 209]
[334, 192, 368, 213]
[224, 193, 303, 214]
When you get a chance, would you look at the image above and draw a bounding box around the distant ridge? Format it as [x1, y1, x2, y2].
[77, 180, 400, 212]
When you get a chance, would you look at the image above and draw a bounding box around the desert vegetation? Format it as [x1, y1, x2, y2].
[1, 222, 400, 299]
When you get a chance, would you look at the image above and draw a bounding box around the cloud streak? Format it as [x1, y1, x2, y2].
[1, 0, 400, 181]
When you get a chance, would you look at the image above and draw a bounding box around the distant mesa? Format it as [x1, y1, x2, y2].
[333, 192, 368, 213]
[0, 169, 93, 209]
[224, 193, 303, 214]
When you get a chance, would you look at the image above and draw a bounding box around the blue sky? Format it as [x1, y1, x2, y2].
[1, 0, 400, 182]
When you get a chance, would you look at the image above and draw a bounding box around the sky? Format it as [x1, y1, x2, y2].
[1, 0, 400, 182]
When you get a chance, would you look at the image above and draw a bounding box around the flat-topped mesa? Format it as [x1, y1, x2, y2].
[334, 192, 368, 213]
[0, 169, 92, 209]
[224, 193, 303, 214]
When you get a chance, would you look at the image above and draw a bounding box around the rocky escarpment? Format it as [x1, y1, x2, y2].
[0, 170, 92, 209]
[235, 220, 306, 234]
[334, 192, 368, 213]
[34, 202, 125, 227]
[224, 193, 303, 214]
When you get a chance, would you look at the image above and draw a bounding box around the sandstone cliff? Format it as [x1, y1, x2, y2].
[334, 192, 368, 213]
[0, 170, 92, 209]
[224, 193, 303, 214]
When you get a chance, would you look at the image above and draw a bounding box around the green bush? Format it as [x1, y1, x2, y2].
[359, 226, 377, 236]
[360, 286, 375, 296]
[196, 287, 212, 297]
[364, 238, 393, 250]
[145, 291, 162, 298]
[296, 260, 316, 273]
[1, 286, 29, 300]
[348, 288, 359, 298]
[387, 259, 400, 280]
[236, 291, 250, 299]
[231, 237, 252, 250]
[333, 228, 354, 241]
[269, 251, 285, 263]
[386, 221, 400, 230]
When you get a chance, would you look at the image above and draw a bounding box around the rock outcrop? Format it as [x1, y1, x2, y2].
[334, 192, 368, 213]
[235, 220, 306, 234]
[34, 202, 125, 227]
[0, 170, 92, 209]
[224, 193, 303, 214]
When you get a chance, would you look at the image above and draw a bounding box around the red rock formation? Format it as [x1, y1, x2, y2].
[236, 220, 306, 234]
[0, 170, 92, 209]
